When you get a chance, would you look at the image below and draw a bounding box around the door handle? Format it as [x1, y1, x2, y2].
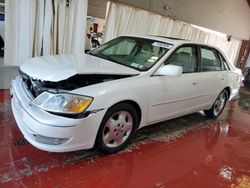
[193, 82, 199, 85]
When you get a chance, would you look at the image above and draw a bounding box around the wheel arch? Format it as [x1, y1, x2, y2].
[94, 100, 143, 153]
[224, 86, 231, 100]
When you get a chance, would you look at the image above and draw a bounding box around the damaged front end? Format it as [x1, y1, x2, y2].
[19, 71, 132, 118]
[20, 71, 131, 98]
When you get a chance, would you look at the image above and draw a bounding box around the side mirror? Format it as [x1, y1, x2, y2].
[154, 65, 183, 76]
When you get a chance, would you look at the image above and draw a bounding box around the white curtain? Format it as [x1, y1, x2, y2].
[103, 2, 242, 65]
[4, 0, 88, 66]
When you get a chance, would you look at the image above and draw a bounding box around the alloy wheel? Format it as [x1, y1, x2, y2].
[213, 92, 227, 116]
[102, 111, 133, 148]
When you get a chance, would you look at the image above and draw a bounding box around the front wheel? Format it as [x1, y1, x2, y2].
[204, 90, 228, 119]
[96, 103, 139, 154]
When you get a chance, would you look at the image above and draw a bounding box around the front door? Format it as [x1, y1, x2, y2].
[147, 45, 204, 124]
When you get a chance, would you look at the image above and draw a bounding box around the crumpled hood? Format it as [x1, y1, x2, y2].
[20, 53, 140, 82]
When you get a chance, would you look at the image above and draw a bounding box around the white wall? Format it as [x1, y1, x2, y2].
[88, 0, 250, 40]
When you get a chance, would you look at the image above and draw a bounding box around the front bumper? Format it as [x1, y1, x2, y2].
[11, 76, 106, 152]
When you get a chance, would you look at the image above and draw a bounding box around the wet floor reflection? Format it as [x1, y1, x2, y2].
[0, 88, 250, 187]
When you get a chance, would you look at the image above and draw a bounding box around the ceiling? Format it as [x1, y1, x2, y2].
[87, 0, 107, 18]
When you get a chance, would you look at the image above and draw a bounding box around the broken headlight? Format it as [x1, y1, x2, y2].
[32, 92, 93, 114]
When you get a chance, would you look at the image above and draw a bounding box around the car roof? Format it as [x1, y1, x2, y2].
[122, 34, 218, 49]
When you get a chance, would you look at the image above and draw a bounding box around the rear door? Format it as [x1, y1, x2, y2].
[197, 46, 228, 105]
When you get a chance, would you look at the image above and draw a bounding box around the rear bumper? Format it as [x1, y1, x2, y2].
[229, 86, 240, 101]
[11, 76, 106, 152]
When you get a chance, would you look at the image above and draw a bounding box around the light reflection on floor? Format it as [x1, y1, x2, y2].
[0, 88, 250, 188]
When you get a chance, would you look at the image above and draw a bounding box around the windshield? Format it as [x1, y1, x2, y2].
[89, 37, 173, 71]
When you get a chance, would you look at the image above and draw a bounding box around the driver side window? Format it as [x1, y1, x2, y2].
[164, 46, 198, 73]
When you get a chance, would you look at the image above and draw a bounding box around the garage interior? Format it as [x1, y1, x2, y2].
[0, 0, 250, 187]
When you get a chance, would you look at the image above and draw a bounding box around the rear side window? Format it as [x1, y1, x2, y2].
[201, 48, 221, 72]
[219, 53, 230, 70]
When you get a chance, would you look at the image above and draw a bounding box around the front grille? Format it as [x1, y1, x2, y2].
[19, 70, 44, 98]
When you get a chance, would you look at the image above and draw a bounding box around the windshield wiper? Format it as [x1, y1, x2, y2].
[99, 53, 116, 62]
[89, 52, 142, 72]
[89, 52, 115, 62]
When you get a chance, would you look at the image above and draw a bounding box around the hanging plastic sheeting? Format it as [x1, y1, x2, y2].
[4, 0, 88, 66]
[103, 2, 242, 65]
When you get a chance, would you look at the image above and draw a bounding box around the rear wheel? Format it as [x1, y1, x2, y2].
[96, 103, 138, 154]
[204, 89, 228, 118]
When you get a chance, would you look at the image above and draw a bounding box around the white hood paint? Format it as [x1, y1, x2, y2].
[20, 53, 140, 82]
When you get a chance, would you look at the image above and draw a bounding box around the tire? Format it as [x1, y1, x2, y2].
[244, 80, 250, 88]
[96, 103, 139, 154]
[204, 89, 228, 119]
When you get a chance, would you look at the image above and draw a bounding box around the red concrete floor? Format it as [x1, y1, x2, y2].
[0, 88, 250, 188]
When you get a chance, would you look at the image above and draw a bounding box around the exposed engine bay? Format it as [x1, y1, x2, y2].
[20, 71, 132, 98]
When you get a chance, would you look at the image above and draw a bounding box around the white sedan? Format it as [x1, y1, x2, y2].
[11, 36, 242, 153]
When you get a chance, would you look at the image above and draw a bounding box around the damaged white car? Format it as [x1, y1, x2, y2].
[11, 36, 242, 153]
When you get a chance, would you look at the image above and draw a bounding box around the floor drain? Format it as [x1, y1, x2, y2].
[15, 138, 29, 146]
